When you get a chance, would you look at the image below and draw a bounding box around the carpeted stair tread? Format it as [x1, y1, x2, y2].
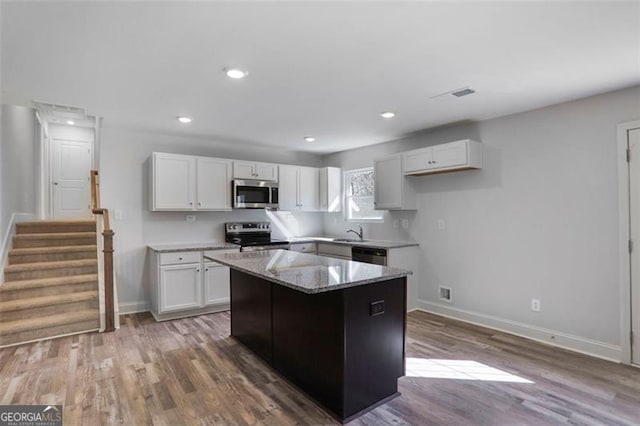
[4, 258, 97, 274]
[9, 245, 97, 255]
[13, 232, 95, 240]
[0, 274, 98, 292]
[16, 220, 96, 234]
[0, 309, 99, 336]
[0, 290, 97, 313]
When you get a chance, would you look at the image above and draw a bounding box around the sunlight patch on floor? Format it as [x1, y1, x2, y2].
[405, 358, 534, 383]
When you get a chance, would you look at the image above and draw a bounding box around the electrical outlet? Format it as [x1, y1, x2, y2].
[531, 298, 541, 312]
[393, 219, 399, 228]
[114, 209, 123, 220]
[402, 219, 409, 229]
[437, 219, 445, 230]
[185, 215, 196, 222]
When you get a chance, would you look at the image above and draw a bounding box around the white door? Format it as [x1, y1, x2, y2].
[432, 140, 468, 169]
[160, 264, 202, 312]
[204, 262, 231, 305]
[254, 162, 277, 182]
[196, 157, 232, 210]
[298, 166, 319, 211]
[278, 165, 299, 211]
[232, 161, 256, 179]
[153, 153, 195, 210]
[374, 156, 402, 209]
[51, 138, 92, 219]
[629, 127, 640, 364]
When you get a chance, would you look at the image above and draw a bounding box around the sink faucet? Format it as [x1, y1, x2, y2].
[346, 225, 364, 241]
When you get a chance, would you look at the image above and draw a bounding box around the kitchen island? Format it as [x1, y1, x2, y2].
[205, 249, 411, 423]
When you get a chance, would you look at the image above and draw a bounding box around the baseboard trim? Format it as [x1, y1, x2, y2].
[0, 213, 35, 283]
[118, 302, 150, 315]
[416, 299, 622, 363]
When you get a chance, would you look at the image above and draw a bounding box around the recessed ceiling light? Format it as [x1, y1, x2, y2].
[177, 116, 192, 124]
[67, 120, 75, 125]
[304, 136, 316, 142]
[224, 68, 248, 79]
[380, 111, 396, 119]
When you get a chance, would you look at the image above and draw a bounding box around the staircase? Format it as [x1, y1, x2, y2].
[0, 220, 101, 347]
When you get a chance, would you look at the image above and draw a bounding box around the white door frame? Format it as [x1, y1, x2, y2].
[618, 119, 640, 365]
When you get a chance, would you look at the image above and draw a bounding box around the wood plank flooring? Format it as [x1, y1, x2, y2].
[1, 310, 639, 425]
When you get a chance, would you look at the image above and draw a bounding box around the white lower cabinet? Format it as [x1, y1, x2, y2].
[150, 248, 238, 321]
[160, 263, 202, 312]
[204, 261, 231, 305]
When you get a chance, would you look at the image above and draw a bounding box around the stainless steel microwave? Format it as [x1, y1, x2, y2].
[232, 180, 279, 209]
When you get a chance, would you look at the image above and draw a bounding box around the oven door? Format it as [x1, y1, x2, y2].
[233, 180, 278, 209]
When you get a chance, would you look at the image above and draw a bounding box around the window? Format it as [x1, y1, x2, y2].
[344, 168, 383, 221]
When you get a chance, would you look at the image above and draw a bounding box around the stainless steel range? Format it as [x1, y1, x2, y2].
[225, 222, 290, 252]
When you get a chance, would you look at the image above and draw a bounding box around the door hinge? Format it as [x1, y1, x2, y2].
[627, 148, 631, 162]
[630, 240, 634, 253]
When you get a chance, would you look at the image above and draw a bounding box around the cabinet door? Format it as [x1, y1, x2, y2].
[196, 157, 232, 210]
[374, 156, 403, 209]
[432, 140, 468, 169]
[204, 262, 231, 305]
[298, 166, 319, 211]
[278, 165, 299, 211]
[153, 153, 195, 210]
[233, 161, 256, 179]
[403, 149, 432, 173]
[319, 167, 342, 212]
[160, 264, 202, 312]
[255, 162, 278, 182]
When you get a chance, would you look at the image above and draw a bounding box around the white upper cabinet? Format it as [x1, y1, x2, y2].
[278, 165, 299, 211]
[150, 153, 232, 211]
[151, 153, 196, 210]
[374, 155, 416, 210]
[196, 157, 232, 210]
[403, 139, 482, 175]
[233, 161, 278, 182]
[278, 165, 319, 211]
[319, 167, 342, 212]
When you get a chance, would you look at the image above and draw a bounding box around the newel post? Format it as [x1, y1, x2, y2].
[103, 228, 115, 332]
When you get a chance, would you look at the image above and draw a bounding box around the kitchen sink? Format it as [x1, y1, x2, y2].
[332, 238, 368, 243]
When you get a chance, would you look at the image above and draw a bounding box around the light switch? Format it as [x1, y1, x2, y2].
[402, 219, 409, 229]
[114, 209, 123, 221]
[437, 219, 445, 230]
[186, 215, 196, 222]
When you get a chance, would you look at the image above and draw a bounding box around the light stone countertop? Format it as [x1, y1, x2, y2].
[287, 237, 419, 249]
[147, 241, 240, 253]
[205, 249, 411, 294]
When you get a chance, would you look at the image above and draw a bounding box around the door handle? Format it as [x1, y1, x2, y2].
[53, 182, 59, 185]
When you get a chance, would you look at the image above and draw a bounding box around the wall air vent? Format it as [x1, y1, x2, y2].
[451, 88, 476, 97]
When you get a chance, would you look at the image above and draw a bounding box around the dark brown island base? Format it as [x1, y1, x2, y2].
[205, 249, 411, 423]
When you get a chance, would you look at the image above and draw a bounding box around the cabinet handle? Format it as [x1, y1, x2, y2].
[189, 202, 193, 205]
[205, 268, 209, 272]
[196, 268, 200, 272]
[198, 202, 201, 206]
[178, 257, 183, 260]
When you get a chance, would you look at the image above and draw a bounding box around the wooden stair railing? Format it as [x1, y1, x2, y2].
[91, 170, 115, 332]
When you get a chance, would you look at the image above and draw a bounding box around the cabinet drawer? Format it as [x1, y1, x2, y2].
[317, 243, 352, 259]
[160, 251, 201, 265]
[204, 249, 239, 265]
[289, 243, 317, 253]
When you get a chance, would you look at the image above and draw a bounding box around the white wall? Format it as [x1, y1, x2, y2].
[99, 127, 325, 312]
[0, 105, 37, 235]
[323, 86, 640, 358]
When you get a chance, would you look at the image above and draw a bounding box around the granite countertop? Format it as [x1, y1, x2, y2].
[147, 241, 240, 253]
[287, 237, 419, 249]
[205, 249, 411, 294]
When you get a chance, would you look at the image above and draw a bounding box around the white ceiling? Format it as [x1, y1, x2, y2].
[2, 1, 639, 154]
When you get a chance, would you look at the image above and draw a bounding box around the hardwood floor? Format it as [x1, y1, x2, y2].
[1, 310, 639, 425]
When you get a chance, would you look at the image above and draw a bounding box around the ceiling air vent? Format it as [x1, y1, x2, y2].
[451, 88, 476, 97]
